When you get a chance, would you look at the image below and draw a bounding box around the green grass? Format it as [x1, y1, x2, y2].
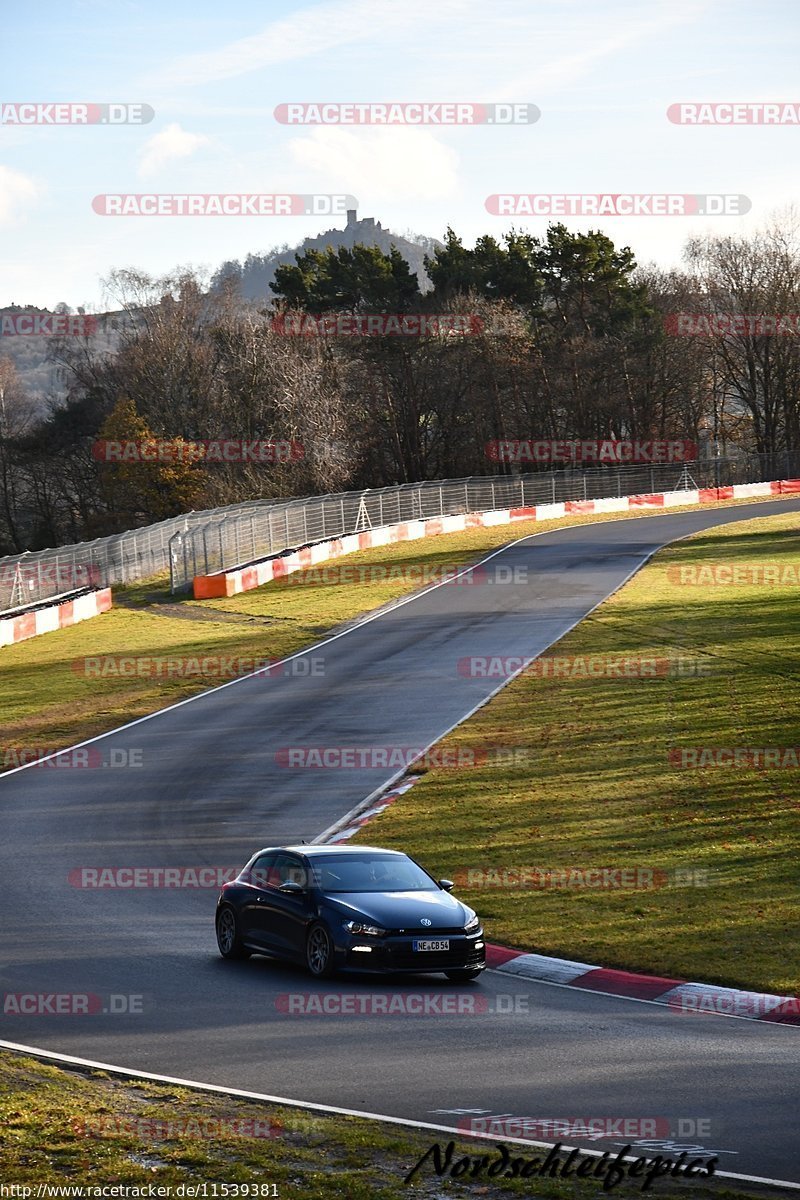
[1, 500, 798, 1192]
[0, 497, 783, 767]
[351, 509, 800, 995]
[2, 499, 798, 990]
[0, 1051, 773, 1197]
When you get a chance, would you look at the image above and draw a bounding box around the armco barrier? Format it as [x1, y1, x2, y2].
[193, 479, 798, 599]
[0, 589, 112, 648]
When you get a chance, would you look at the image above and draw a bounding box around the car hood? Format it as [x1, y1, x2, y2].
[323, 889, 471, 930]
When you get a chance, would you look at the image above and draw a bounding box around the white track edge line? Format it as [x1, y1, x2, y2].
[2, 496, 794, 783]
[313, 503, 777, 842]
[0, 1039, 797, 1191]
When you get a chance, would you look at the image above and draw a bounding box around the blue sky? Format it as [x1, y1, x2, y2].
[2, 0, 799, 309]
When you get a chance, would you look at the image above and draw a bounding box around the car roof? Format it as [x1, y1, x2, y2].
[250, 845, 406, 858]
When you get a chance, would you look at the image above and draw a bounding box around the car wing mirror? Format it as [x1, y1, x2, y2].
[438, 878, 454, 891]
[279, 880, 305, 894]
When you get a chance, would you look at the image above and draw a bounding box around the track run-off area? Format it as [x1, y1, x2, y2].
[1, 498, 799, 1187]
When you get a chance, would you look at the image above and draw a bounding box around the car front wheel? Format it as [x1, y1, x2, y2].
[216, 906, 251, 960]
[306, 922, 336, 978]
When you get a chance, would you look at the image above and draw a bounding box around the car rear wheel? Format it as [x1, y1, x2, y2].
[306, 922, 336, 978]
[445, 968, 483, 982]
[216, 906, 251, 960]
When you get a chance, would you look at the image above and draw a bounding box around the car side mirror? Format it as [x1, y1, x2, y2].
[279, 880, 305, 894]
[438, 878, 454, 891]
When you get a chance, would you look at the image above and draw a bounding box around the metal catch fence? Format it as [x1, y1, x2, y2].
[1, 452, 797, 611]
[166, 453, 798, 593]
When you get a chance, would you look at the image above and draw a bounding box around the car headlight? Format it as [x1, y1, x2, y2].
[464, 913, 481, 934]
[344, 920, 388, 938]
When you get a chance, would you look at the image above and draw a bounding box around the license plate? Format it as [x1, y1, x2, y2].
[413, 939, 449, 952]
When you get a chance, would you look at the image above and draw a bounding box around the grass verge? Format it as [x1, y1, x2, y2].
[351, 509, 800, 995]
[0, 1051, 774, 1197]
[0, 497, 788, 769]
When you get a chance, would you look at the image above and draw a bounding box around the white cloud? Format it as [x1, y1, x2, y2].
[288, 127, 460, 202]
[0, 166, 39, 226]
[146, 0, 471, 88]
[137, 122, 210, 178]
[497, 0, 713, 99]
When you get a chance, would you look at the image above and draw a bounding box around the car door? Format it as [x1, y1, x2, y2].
[238, 852, 280, 948]
[256, 852, 313, 959]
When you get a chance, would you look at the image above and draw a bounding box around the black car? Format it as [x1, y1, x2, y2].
[215, 844, 485, 980]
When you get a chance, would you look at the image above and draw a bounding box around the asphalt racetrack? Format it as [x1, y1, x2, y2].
[2, 499, 799, 1186]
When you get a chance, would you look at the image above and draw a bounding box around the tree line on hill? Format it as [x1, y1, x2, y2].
[0, 215, 798, 556]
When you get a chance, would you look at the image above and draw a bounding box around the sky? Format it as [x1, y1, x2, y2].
[2, 0, 799, 310]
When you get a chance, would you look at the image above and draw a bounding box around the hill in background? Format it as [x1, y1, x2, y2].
[210, 208, 441, 300]
[2, 211, 442, 405]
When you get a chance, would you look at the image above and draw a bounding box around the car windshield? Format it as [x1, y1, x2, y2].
[312, 854, 437, 893]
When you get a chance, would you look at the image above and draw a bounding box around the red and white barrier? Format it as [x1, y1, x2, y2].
[193, 478, 800, 600]
[486, 945, 800, 1024]
[0, 588, 112, 648]
[321, 773, 800, 1025]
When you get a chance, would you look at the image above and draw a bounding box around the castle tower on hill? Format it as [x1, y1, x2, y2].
[345, 209, 380, 236]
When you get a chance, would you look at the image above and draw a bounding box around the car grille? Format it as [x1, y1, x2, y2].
[391, 927, 464, 937]
[380, 940, 485, 970]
